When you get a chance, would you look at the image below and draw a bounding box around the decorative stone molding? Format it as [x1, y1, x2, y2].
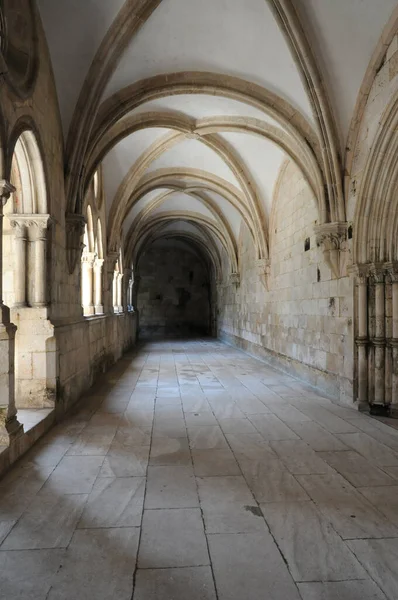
[66, 213, 86, 274]
[314, 222, 349, 279]
[106, 251, 119, 274]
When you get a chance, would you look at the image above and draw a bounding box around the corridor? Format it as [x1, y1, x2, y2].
[1, 339, 398, 600]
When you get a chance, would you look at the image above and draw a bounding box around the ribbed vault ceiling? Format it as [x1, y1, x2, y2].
[37, 0, 397, 276]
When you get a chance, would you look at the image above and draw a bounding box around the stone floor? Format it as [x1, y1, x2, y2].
[1, 339, 398, 599]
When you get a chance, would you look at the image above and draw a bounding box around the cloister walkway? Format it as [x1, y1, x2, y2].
[1, 339, 398, 599]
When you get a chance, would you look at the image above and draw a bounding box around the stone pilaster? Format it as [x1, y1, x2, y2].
[314, 222, 349, 278]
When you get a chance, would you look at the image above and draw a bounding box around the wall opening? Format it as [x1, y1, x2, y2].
[136, 238, 214, 339]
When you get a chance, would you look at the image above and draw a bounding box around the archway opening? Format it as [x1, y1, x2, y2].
[136, 236, 215, 339]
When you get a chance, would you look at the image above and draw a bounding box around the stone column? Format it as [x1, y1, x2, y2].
[128, 277, 134, 311]
[94, 258, 104, 315]
[356, 267, 369, 409]
[124, 268, 132, 311]
[371, 266, 386, 412]
[29, 216, 52, 307]
[117, 273, 124, 313]
[132, 274, 141, 310]
[104, 252, 119, 314]
[81, 252, 96, 316]
[0, 181, 21, 443]
[387, 264, 398, 415]
[9, 218, 28, 306]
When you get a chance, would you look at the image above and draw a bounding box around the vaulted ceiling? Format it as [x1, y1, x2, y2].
[37, 0, 397, 276]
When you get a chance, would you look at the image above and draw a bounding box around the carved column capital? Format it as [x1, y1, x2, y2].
[369, 263, 385, 284]
[314, 221, 349, 278]
[8, 216, 27, 238]
[8, 214, 53, 240]
[106, 251, 119, 273]
[82, 251, 97, 267]
[385, 262, 398, 283]
[65, 213, 86, 274]
[349, 263, 370, 285]
[94, 257, 104, 269]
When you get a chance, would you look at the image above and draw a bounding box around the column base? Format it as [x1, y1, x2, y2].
[0, 409, 8, 445]
[6, 414, 23, 438]
[83, 305, 95, 317]
[369, 403, 391, 416]
[94, 305, 104, 315]
[388, 406, 398, 419]
[0, 411, 22, 445]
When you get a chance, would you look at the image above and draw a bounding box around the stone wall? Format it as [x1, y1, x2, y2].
[55, 313, 137, 413]
[137, 242, 210, 337]
[218, 161, 354, 404]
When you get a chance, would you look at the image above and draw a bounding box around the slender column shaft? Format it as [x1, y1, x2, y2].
[112, 272, 118, 312]
[117, 273, 123, 312]
[94, 258, 104, 314]
[373, 269, 385, 406]
[9, 220, 27, 306]
[82, 252, 96, 316]
[390, 274, 398, 411]
[33, 227, 47, 306]
[356, 271, 368, 407]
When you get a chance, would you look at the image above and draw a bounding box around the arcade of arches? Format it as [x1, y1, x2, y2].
[2, 1, 398, 598]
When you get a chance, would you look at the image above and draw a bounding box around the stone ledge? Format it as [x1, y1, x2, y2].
[0, 408, 55, 480]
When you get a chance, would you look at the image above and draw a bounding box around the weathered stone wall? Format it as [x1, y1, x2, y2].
[137, 242, 210, 337]
[56, 312, 137, 412]
[218, 161, 354, 403]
